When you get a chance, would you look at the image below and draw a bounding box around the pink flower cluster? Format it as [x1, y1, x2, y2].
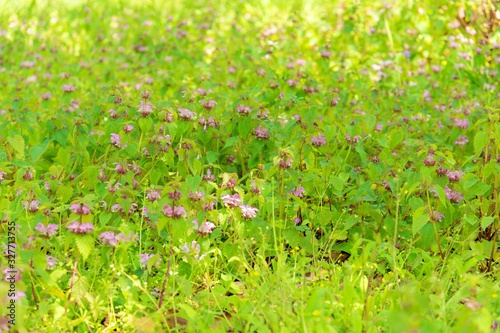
[67, 221, 94, 234]
[70, 203, 91, 215]
[35, 223, 58, 237]
[163, 204, 186, 218]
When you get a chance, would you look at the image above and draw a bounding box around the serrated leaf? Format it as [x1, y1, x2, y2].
[473, 131, 487, 156]
[8, 134, 25, 158]
[56, 185, 73, 203]
[75, 235, 94, 261]
[206, 151, 219, 164]
[412, 207, 429, 235]
[185, 175, 202, 191]
[56, 147, 70, 167]
[224, 136, 239, 149]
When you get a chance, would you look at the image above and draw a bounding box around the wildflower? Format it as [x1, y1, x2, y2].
[203, 169, 214, 181]
[446, 170, 464, 183]
[453, 118, 469, 129]
[110, 204, 123, 213]
[41, 93, 52, 100]
[279, 158, 293, 169]
[257, 109, 270, 119]
[221, 193, 242, 207]
[146, 189, 161, 202]
[454, 135, 468, 146]
[111, 133, 121, 148]
[109, 109, 119, 119]
[138, 100, 154, 116]
[169, 190, 182, 201]
[99, 232, 119, 246]
[23, 169, 34, 180]
[311, 134, 326, 147]
[69, 203, 91, 215]
[178, 108, 196, 120]
[67, 221, 94, 234]
[294, 217, 302, 226]
[430, 210, 445, 222]
[199, 99, 217, 110]
[223, 177, 237, 189]
[444, 186, 464, 203]
[240, 205, 259, 219]
[35, 223, 58, 237]
[62, 84, 75, 92]
[253, 125, 270, 140]
[123, 124, 134, 133]
[139, 253, 161, 268]
[203, 200, 216, 211]
[424, 154, 436, 166]
[163, 204, 186, 218]
[0, 171, 7, 183]
[189, 191, 204, 202]
[181, 241, 206, 260]
[114, 163, 126, 174]
[193, 220, 216, 235]
[46, 255, 57, 270]
[290, 185, 305, 198]
[436, 166, 448, 176]
[320, 50, 331, 58]
[236, 104, 252, 115]
[23, 200, 40, 212]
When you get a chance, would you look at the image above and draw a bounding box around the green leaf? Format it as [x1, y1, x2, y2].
[432, 185, 447, 207]
[56, 147, 70, 167]
[75, 235, 94, 261]
[412, 207, 429, 235]
[56, 185, 73, 203]
[8, 134, 25, 158]
[481, 216, 494, 231]
[473, 131, 487, 156]
[206, 151, 219, 164]
[28, 139, 50, 161]
[186, 175, 202, 191]
[224, 136, 239, 149]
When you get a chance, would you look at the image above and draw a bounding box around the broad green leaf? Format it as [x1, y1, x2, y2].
[481, 216, 494, 231]
[473, 131, 487, 156]
[8, 134, 25, 158]
[412, 207, 429, 235]
[75, 235, 94, 261]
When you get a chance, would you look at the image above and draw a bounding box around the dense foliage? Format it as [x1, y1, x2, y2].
[0, 0, 499, 331]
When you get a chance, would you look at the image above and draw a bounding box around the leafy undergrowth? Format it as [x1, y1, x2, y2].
[0, 0, 499, 332]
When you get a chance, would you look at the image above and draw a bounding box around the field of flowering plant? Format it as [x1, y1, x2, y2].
[0, 0, 500, 332]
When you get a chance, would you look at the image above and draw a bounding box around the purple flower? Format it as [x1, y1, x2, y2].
[454, 134, 468, 146]
[23, 200, 40, 212]
[221, 193, 242, 208]
[189, 191, 204, 202]
[453, 118, 469, 129]
[446, 170, 464, 183]
[41, 93, 52, 100]
[240, 205, 259, 219]
[311, 134, 326, 147]
[67, 221, 94, 234]
[290, 185, 305, 198]
[424, 154, 436, 166]
[444, 186, 464, 203]
[169, 190, 182, 201]
[203, 168, 214, 181]
[0, 171, 6, 182]
[111, 133, 121, 148]
[62, 84, 75, 92]
[178, 108, 196, 120]
[163, 204, 186, 218]
[123, 124, 134, 133]
[138, 100, 154, 117]
[203, 200, 216, 211]
[146, 189, 161, 202]
[193, 220, 216, 235]
[181, 241, 205, 260]
[46, 255, 57, 270]
[139, 253, 161, 268]
[99, 232, 119, 246]
[111, 204, 123, 213]
[436, 166, 448, 176]
[430, 210, 445, 222]
[279, 158, 293, 169]
[199, 99, 217, 110]
[172, 206, 186, 218]
[236, 104, 252, 115]
[253, 125, 270, 140]
[69, 203, 91, 215]
[35, 223, 58, 237]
